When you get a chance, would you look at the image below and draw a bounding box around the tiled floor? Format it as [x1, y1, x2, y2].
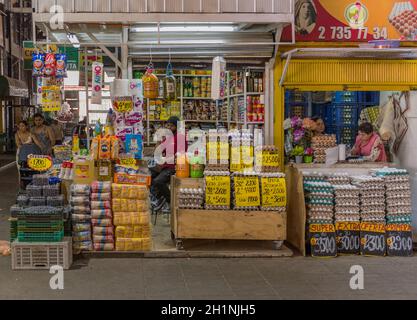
[1, 166, 417, 300]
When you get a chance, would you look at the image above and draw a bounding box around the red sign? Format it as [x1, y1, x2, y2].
[282, 0, 417, 42]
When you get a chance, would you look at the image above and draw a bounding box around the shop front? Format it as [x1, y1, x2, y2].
[275, 0, 417, 257]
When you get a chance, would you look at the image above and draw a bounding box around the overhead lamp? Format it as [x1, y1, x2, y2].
[67, 33, 80, 48]
[131, 25, 236, 33]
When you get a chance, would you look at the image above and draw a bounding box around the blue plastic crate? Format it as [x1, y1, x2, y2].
[358, 92, 380, 106]
[332, 92, 358, 104]
[327, 125, 358, 146]
[325, 105, 359, 126]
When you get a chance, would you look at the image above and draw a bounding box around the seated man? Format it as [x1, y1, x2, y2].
[150, 116, 184, 211]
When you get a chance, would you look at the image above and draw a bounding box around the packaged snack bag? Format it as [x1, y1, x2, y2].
[32, 53, 45, 77]
[125, 134, 143, 160]
[55, 53, 67, 78]
[44, 53, 56, 77]
[111, 136, 120, 160]
[90, 137, 100, 160]
[99, 137, 111, 159]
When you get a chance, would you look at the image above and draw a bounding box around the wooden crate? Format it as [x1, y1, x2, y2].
[170, 176, 286, 244]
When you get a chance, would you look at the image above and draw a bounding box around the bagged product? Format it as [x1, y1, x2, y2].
[73, 223, 92, 232]
[111, 136, 120, 160]
[32, 53, 45, 77]
[90, 137, 100, 161]
[93, 242, 114, 251]
[91, 181, 112, 193]
[91, 218, 113, 226]
[71, 184, 91, 195]
[90, 192, 111, 201]
[93, 235, 115, 243]
[73, 241, 93, 251]
[93, 226, 114, 235]
[55, 53, 67, 78]
[43, 53, 56, 77]
[91, 209, 113, 219]
[72, 214, 92, 222]
[72, 231, 92, 242]
[99, 137, 111, 159]
[91, 200, 111, 210]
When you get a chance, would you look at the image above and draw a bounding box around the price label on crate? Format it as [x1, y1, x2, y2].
[113, 96, 133, 113]
[230, 147, 241, 172]
[336, 222, 361, 255]
[360, 222, 386, 257]
[309, 224, 337, 258]
[261, 177, 286, 208]
[27, 154, 53, 172]
[234, 176, 260, 207]
[386, 224, 413, 257]
[241, 146, 254, 170]
[255, 151, 279, 168]
[205, 176, 231, 207]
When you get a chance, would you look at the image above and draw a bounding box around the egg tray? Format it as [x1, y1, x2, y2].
[308, 218, 333, 224]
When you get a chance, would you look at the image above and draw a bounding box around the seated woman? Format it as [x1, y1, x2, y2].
[311, 116, 325, 136]
[351, 122, 387, 162]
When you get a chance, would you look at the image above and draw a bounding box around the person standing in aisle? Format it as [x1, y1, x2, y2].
[50, 119, 64, 145]
[150, 116, 184, 211]
[31, 113, 55, 156]
[15, 120, 42, 166]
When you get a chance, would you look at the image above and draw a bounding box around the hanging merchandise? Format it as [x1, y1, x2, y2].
[43, 53, 56, 77]
[164, 62, 177, 101]
[113, 96, 134, 113]
[125, 134, 143, 160]
[41, 85, 61, 112]
[91, 61, 104, 105]
[32, 53, 45, 77]
[99, 136, 112, 160]
[142, 63, 159, 99]
[55, 53, 67, 78]
[110, 136, 120, 160]
[211, 56, 226, 100]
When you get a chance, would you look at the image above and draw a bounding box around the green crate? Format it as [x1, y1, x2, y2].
[18, 221, 64, 231]
[17, 231, 64, 242]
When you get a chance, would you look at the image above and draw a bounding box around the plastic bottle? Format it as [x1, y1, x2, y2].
[164, 63, 177, 101]
[176, 153, 190, 178]
[72, 134, 80, 155]
[94, 119, 102, 137]
[142, 65, 159, 99]
[97, 159, 112, 182]
[190, 150, 205, 178]
[73, 156, 96, 184]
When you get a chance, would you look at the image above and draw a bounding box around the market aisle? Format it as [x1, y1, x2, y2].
[0, 165, 20, 240]
[1, 255, 417, 299]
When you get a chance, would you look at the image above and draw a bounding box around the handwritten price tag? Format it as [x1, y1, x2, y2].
[27, 154, 53, 171]
[261, 177, 286, 207]
[205, 176, 231, 207]
[360, 222, 386, 257]
[255, 151, 279, 168]
[335, 222, 361, 255]
[113, 97, 133, 113]
[234, 176, 260, 207]
[309, 224, 337, 258]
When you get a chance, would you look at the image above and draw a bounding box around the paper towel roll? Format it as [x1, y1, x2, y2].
[110, 79, 130, 97]
[339, 144, 346, 161]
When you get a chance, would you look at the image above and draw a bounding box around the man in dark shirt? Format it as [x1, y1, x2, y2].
[150, 116, 183, 211]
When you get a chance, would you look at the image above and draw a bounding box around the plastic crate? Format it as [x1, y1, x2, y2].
[11, 237, 72, 270]
[332, 92, 358, 103]
[17, 231, 64, 243]
[327, 125, 357, 146]
[18, 221, 64, 233]
[325, 105, 359, 126]
[358, 92, 380, 105]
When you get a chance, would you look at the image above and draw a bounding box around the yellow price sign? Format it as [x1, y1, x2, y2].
[113, 97, 133, 113]
[205, 176, 231, 207]
[119, 158, 137, 167]
[27, 154, 53, 172]
[261, 177, 286, 208]
[234, 176, 260, 207]
[256, 151, 279, 167]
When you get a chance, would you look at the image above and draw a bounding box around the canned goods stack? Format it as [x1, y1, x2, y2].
[311, 135, 337, 164]
[178, 188, 204, 209]
[332, 185, 360, 222]
[374, 168, 412, 224]
[304, 181, 334, 224]
[90, 181, 114, 251]
[113, 184, 152, 251]
[352, 176, 386, 222]
[70, 184, 92, 252]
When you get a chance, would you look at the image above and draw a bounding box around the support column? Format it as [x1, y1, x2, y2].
[121, 26, 129, 79]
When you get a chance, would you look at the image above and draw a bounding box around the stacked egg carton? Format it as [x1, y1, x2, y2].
[326, 173, 351, 185]
[303, 175, 334, 224]
[374, 168, 412, 224]
[332, 185, 360, 222]
[311, 135, 336, 164]
[91, 181, 114, 251]
[70, 184, 92, 252]
[352, 176, 386, 222]
[178, 188, 204, 209]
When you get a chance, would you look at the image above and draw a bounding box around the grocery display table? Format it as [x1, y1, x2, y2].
[285, 162, 394, 256]
[170, 176, 287, 250]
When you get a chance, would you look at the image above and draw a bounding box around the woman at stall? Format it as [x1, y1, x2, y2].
[351, 122, 387, 162]
[15, 120, 42, 166]
[31, 113, 55, 156]
[311, 116, 325, 136]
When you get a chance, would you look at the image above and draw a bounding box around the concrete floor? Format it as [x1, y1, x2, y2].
[1, 165, 417, 300]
